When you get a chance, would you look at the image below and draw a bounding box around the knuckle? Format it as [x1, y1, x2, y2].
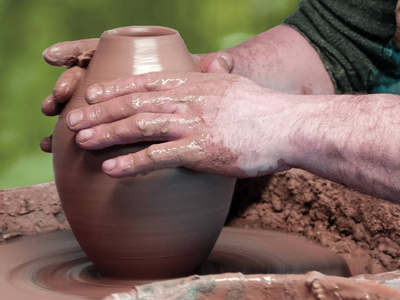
[145, 144, 161, 164]
[111, 78, 121, 95]
[90, 105, 103, 123]
[53, 85, 68, 101]
[143, 73, 158, 91]
[102, 124, 116, 143]
[155, 116, 170, 134]
[125, 154, 136, 170]
[152, 90, 163, 100]
[134, 118, 151, 137]
[135, 115, 171, 138]
[125, 95, 141, 112]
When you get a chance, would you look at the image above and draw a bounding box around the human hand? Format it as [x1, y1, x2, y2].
[41, 39, 99, 116]
[40, 37, 233, 153]
[41, 41, 232, 117]
[40, 39, 99, 152]
[66, 72, 294, 178]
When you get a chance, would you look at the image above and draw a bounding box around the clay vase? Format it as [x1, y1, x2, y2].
[51, 26, 236, 279]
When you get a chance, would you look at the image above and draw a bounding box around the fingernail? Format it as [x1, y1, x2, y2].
[68, 110, 84, 127]
[77, 129, 94, 143]
[86, 84, 103, 102]
[218, 54, 233, 73]
[217, 57, 229, 71]
[103, 159, 116, 172]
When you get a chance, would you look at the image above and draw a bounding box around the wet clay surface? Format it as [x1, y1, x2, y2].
[51, 26, 236, 279]
[0, 228, 350, 299]
[228, 168, 400, 276]
[0, 182, 68, 241]
[2, 170, 400, 298]
[3, 169, 400, 278]
[106, 272, 400, 300]
[3, 168, 400, 278]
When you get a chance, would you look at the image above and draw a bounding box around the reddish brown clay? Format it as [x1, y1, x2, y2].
[51, 26, 236, 279]
[111, 272, 400, 300]
[0, 228, 351, 299]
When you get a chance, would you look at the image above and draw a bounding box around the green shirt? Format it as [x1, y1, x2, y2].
[284, 0, 400, 94]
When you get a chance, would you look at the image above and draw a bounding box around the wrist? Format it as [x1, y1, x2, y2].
[283, 95, 329, 171]
[234, 87, 300, 176]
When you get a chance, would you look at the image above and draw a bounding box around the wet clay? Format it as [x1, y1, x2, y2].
[0, 227, 350, 299]
[0, 182, 68, 240]
[106, 272, 400, 300]
[3, 169, 400, 278]
[2, 171, 400, 298]
[51, 26, 236, 279]
[228, 168, 400, 276]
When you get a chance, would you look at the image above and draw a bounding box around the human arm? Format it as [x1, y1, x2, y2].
[65, 70, 400, 204]
[216, 25, 334, 94]
[56, 15, 400, 202]
[225, 24, 400, 202]
[41, 23, 333, 116]
[286, 93, 400, 203]
[40, 23, 335, 153]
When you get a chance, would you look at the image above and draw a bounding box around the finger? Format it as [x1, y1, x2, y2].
[42, 66, 84, 116]
[42, 39, 98, 67]
[101, 140, 197, 177]
[39, 135, 53, 153]
[67, 91, 181, 130]
[41, 94, 63, 116]
[75, 114, 190, 150]
[192, 52, 234, 74]
[53, 65, 85, 102]
[85, 72, 188, 103]
[208, 56, 233, 74]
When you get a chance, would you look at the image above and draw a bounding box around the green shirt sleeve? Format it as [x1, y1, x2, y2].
[284, 0, 400, 94]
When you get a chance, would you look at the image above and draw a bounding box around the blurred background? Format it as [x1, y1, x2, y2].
[0, 0, 299, 189]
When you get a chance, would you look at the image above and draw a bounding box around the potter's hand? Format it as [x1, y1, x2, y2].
[41, 39, 99, 115]
[66, 72, 294, 178]
[40, 39, 99, 153]
[39, 38, 233, 154]
[41, 43, 231, 117]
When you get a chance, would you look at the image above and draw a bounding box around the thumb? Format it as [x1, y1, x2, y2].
[192, 52, 234, 74]
[42, 38, 99, 67]
[207, 54, 234, 74]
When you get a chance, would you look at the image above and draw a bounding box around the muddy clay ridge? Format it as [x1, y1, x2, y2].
[228, 169, 400, 276]
[1, 168, 400, 298]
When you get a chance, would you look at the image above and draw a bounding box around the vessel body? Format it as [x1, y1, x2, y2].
[52, 26, 235, 279]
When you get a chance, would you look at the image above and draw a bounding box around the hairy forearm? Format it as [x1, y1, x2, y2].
[287, 93, 400, 203]
[225, 26, 400, 202]
[225, 25, 334, 95]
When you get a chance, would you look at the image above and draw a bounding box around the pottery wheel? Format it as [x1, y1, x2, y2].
[0, 227, 350, 299]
